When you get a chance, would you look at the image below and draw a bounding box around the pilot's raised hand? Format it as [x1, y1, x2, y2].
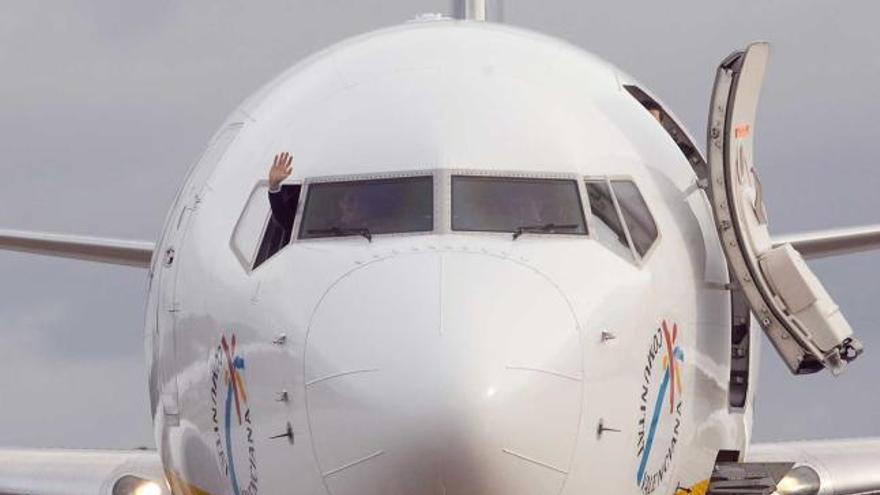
[268, 152, 293, 193]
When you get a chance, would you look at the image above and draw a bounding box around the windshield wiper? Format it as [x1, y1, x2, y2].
[307, 226, 373, 242]
[512, 223, 578, 240]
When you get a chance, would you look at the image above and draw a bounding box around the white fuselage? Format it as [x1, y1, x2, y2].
[145, 19, 757, 495]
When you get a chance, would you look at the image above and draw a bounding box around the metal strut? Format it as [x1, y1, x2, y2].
[451, 0, 503, 22]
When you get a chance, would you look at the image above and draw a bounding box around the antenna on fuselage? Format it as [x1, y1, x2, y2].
[451, 0, 504, 22]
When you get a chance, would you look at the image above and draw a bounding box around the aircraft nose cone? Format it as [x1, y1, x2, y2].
[304, 252, 584, 495]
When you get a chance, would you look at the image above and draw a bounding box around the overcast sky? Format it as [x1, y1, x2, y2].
[0, 1, 878, 450]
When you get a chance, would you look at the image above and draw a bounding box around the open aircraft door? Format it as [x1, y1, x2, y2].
[707, 42, 863, 375]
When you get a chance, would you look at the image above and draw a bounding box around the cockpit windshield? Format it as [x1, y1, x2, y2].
[451, 176, 588, 237]
[298, 176, 433, 240]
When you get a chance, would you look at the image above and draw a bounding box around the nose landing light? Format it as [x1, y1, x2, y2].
[112, 476, 168, 495]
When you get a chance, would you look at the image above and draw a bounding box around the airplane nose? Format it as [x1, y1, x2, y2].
[304, 252, 584, 495]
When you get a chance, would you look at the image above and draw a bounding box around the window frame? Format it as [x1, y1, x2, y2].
[445, 169, 593, 240]
[583, 175, 661, 266]
[292, 169, 442, 243]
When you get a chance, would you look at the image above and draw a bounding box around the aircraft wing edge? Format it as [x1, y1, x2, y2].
[0, 448, 168, 495]
[774, 224, 880, 260]
[0, 229, 154, 269]
[747, 438, 880, 495]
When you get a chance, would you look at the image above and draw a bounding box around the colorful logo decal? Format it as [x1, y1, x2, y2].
[211, 334, 259, 495]
[635, 320, 685, 495]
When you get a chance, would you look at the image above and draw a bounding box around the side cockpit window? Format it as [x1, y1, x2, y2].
[257, 184, 301, 267]
[586, 179, 631, 259]
[231, 182, 301, 271]
[611, 180, 658, 257]
[585, 178, 659, 263]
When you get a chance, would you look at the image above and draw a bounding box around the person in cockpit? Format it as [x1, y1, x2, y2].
[268, 152, 297, 229]
[335, 190, 367, 228]
[247, 152, 299, 268]
[646, 101, 663, 123]
[268, 152, 367, 229]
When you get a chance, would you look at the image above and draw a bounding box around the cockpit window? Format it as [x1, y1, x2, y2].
[451, 176, 587, 237]
[585, 178, 659, 262]
[255, 184, 301, 268]
[586, 179, 633, 260]
[298, 176, 434, 240]
[231, 182, 302, 271]
[611, 180, 658, 257]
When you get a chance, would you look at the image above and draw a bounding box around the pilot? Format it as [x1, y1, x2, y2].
[336, 190, 366, 228]
[268, 152, 297, 229]
[514, 195, 546, 226]
[646, 101, 663, 123]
